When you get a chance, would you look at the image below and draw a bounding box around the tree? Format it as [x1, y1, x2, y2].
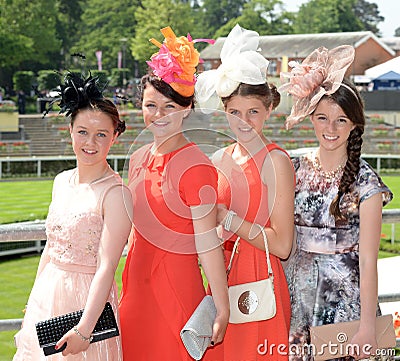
[353, 0, 384, 35]
[0, 30, 33, 70]
[199, 0, 248, 38]
[293, 0, 363, 34]
[0, 0, 61, 68]
[56, 0, 85, 65]
[131, 0, 195, 64]
[292, 0, 384, 35]
[71, 0, 139, 75]
[215, 0, 294, 37]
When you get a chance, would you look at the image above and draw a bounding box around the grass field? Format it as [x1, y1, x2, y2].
[0, 176, 398, 360]
[0, 255, 127, 360]
[0, 175, 398, 223]
[0, 180, 53, 224]
[379, 176, 400, 245]
[1, 176, 399, 240]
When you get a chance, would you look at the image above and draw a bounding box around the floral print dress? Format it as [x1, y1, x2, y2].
[285, 151, 392, 361]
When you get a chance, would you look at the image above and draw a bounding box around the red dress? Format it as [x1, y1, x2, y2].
[119, 142, 218, 361]
[204, 143, 291, 361]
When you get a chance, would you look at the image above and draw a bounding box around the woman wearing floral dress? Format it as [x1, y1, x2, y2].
[280, 46, 393, 360]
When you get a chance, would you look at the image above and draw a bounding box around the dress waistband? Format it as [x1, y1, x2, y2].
[51, 260, 97, 274]
[296, 225, 359, 255]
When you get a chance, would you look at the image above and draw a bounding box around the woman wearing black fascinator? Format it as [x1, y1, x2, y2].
[13, 71, 133, 360]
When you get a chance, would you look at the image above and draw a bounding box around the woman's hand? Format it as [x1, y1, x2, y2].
[55, 327, 91, 356]
[210, 310, 229, 346]
[349, 329, 377, 360]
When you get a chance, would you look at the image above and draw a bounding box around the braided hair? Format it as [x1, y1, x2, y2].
[327, 79, 365, 221]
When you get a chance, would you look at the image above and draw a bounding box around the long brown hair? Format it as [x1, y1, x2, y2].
[327, 79, 365, 221]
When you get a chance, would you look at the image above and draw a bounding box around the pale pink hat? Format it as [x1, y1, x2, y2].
[279, 45, 355, 129]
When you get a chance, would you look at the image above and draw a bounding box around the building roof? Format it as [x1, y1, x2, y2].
[201, 31, 395, 59]
[374, 70, 400, 80]
[365, 56, 400, 78]
[382, 37, 400, 52]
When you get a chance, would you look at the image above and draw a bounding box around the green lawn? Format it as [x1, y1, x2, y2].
[0, 255, 127, 360]
[0, 175, 398, 223]
[0, 180, 53, 224]
[380, 176, 400, 245]
[0, 256, 40, 360]
[382, 176, 399, 208]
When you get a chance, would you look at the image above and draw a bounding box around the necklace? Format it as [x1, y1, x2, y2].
[74, 165, 111, 185]
[312, 153, 345, 182]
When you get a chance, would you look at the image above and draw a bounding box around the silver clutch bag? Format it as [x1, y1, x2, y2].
[180, 295, 216, 360]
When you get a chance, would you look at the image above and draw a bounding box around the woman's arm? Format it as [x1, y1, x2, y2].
[350, 193, 382, 359]
[219, 150, 295, 259]
[56, 186, 133, 355]
[191, 204, 229, 346]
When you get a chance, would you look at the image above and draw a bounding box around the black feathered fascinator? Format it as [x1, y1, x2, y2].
[43, 71, 105, 117]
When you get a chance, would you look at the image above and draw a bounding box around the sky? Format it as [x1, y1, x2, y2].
[283, 0, 399, 38]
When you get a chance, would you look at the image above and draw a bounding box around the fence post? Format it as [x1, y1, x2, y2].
[377, 156, 381, 174]
[392, 223, 396, 245]
[37, 159, 41, 178]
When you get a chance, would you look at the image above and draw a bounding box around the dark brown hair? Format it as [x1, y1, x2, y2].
[221, 82, 281, 110]
[326, 78, 365, 221]
[70, 98, 126, 136]
[137, 73, 195, 109]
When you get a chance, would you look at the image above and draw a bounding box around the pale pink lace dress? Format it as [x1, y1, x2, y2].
[13, 168, 124, 361]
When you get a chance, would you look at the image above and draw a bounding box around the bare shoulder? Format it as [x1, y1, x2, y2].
[105, 183, 131, 202]
[263, 148, 294, 172]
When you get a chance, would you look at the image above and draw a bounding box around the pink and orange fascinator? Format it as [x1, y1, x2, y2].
[147, 26, 214, 97]
[279, 45, 355, 129]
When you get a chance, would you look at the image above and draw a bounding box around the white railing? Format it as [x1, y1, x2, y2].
[0, 155, 124, 179]
[1, 152, 400, 178]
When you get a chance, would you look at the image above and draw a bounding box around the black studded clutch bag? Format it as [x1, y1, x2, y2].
[35, 302, 119, 356]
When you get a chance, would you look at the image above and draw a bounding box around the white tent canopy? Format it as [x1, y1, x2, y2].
[365, 56, 400, 79]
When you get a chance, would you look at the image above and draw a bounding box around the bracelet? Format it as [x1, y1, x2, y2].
[73, 326, 93, 343]
[224, 210, 237, 231]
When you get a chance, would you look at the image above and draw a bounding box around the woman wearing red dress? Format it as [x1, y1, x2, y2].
[196, 24, 294, 360]
[119, 27, 229, 360]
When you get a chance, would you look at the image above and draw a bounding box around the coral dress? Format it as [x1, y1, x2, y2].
[13, 169, 124, 361]
[285, 152, 393, 360]
[119, 142, 218, 361]
[204, 143, 291, 361]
